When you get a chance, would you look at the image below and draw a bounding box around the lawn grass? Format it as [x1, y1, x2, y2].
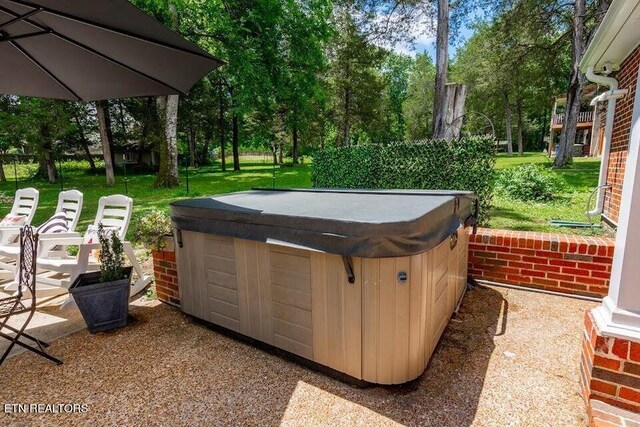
[0, 151, 604, 239]
[490, 152, 604, 235]
[0, 157, 312, 241]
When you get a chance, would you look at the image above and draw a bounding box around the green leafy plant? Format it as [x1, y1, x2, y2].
[98, 223, 126, 283]
[134, 210, 173, 250]
[312, 136, 497, 223]
[495, 164, 559, 202]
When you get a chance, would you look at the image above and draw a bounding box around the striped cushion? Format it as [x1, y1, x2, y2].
[36, 212, 69, 234]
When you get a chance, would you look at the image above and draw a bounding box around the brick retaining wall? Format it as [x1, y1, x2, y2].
[468, 228, 615, 298]
[152, 250, 180, 306]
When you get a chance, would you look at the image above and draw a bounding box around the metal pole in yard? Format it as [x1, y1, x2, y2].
[58, 157, 64, 191]
[122, 154, 128, 195]
[13, 156, 18, 191]
[185, 154, 190, 195]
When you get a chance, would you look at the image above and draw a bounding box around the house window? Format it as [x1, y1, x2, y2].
[122, 152, 136, 163]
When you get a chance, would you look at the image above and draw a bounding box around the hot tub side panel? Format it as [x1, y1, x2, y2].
[175, 228, 469, 385]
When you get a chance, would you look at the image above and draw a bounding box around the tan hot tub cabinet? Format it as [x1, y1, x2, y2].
[171, 189, 477, 385]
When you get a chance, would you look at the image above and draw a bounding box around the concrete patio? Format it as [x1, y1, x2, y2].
[0, 284, 595, 427]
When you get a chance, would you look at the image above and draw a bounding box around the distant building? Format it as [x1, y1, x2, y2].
[548, 84, 601, 157]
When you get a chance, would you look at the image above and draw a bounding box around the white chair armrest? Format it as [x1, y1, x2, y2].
[37, 232, 83, 246]
[79, 243, 101, 251]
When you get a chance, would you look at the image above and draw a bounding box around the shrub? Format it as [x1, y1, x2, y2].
[312, 136, 496, 223]
[495, 164, 559, 202]
[134, 210, 173, 250]
[98, 223, 126, 282]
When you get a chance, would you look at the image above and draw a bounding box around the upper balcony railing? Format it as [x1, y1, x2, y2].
[552, 111, 593, 125]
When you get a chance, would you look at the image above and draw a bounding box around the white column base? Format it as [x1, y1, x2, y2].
[592, 296, 640, 341]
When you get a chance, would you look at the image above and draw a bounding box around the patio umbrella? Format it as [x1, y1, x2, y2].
[0, 0, 224, 101]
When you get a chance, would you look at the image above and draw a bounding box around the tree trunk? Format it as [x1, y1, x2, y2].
[554, 0, 586, 167]
[154, 95, 180, 187]
[504, 91, 513, 156]
[74, 114, 96, 170]
[202, 128, 212, 165]
[154, 1, 181, 186]
[232, 113, 240, 171]
[219, 90, 226, 171]
[272, 143, 278, 165]
[279, 142, 284, 165]
[516, 100, 524, 155]
[440, 83, 467, 140]
[96, 100, 115, 186]
[41, 146, 57, 183]
[432, 0, 449, 139]
[0, 159, 5, 182]
[292, 126, 299, 164]
[117, 100, 128, 144]
[343, 86, 351, 147]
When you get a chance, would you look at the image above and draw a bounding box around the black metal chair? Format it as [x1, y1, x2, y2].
[0, 225, 62, 365]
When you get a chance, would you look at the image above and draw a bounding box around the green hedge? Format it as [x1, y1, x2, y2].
[312, 137, 496, 222]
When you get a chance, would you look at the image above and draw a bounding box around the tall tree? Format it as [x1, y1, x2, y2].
[403, 53, 436, 140]
[554, 0, 610, 166]
[432, 0, 450, 139]
[154, 0, 181, 186]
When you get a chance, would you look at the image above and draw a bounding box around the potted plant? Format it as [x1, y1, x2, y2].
[134, 210, 173, 251]
[69, 224, 132, 333]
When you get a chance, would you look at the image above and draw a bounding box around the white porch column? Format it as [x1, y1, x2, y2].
[593, 68, 640, 340]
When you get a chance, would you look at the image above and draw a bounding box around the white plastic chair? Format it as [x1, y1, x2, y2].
[0, 188, 39, 246]
[26, 195, 151, 300]
[0, 190, 83, 280]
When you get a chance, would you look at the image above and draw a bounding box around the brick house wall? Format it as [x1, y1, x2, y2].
[582, 311, 640, 414]
[603, 44, 640, 225]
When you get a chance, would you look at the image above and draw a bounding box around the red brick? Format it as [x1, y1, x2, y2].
[579, 262, 608, 271]
[533, 263, 561, 273]
[631, 343, 640, 363]
[596, 336, 611, 354]
[594, 355, 621, 371]
[562, 267, 591, 277]
[508, 261, 533, 269]
[612, 340, 630, 359]
[160, 274, 175, 283]
[506, 274, 532, 283]
[520, 269, 546, 278]
[592, 379, 618, 396]
[559, 281, 588, 291]
[549, 259, 577, 268]
[619, 387, 640, 404]
[534, 250, 564, 259]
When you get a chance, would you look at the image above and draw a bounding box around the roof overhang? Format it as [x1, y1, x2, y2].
[580, 0, 640, 73]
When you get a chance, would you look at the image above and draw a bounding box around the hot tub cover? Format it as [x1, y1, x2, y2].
[170, 189, 478, 258]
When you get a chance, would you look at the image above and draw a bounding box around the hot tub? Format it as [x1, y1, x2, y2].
[171, 189, 477, 384]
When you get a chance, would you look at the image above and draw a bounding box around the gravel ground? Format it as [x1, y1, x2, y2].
[0, 284, 595, 427]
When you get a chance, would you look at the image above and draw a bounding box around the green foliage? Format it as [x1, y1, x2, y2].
[98, 224, 127, 283]
[312, 136, 496, 222]
[134, 209, 173, 250]
[403, 53, 436, 140]
[496, 164, 559, 202]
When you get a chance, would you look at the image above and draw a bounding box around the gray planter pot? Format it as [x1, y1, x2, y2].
[69, 267, 133, 334]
